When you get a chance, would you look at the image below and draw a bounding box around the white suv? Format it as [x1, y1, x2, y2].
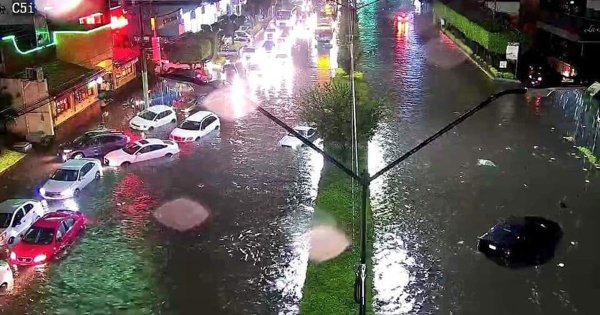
[0, 199, 48, 247]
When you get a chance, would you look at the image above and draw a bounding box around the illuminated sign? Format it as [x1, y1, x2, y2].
[111, 15, 128, 29]
[79, 12, 104, 25]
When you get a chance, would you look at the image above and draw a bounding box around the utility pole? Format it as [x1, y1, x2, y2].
[138, 4, 150, 109]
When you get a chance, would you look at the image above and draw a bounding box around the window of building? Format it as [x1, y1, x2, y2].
[74, 86, 94, 103]
[54, 97, 71, 117]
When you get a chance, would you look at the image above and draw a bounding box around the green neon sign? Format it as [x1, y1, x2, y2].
[1, 24, 111, 55]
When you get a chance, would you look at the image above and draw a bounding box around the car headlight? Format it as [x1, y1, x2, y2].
[33, 254, 47, 263]
[39, 188, 46, 195]
[10, 252, 16, 260]
[63, 149, 72, 153]
[62, 188, 74, 197]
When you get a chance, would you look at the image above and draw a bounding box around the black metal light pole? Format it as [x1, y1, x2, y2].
[159, 70, 527, 315]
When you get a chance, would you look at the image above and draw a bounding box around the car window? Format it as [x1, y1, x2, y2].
[12, 209, 25, 227]
[22, 227, 54, 245]
[81, 163, 94, 176]
[109, 135, 124, 143]
[23, 203, 34, 214]
[57, 222, 67, 239]
[201, 116, 217, 129]
[149, 144, 167, 151]
[99, 136, 114, 144]
[307, 129, 315, 137]
[64, 218, 75, 229]
[157, 111, 168, 119]
[139, 146, 153, 154]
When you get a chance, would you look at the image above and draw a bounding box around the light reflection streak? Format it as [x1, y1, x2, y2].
[369, 136, 416, 313]
[271, 143, 324, 314]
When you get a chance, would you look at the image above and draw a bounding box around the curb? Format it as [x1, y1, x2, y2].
[440, 29, 521, 84]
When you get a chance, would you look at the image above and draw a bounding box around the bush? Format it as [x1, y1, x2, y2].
[298, 74, 381, 149]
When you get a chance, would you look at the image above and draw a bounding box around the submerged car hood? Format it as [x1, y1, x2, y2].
[42, 179, 77, 193]
[171, 128, 199, 139]
[130, 116, 153, 127]
[279, 135, 303, 147]
[105, 149, 131, 161]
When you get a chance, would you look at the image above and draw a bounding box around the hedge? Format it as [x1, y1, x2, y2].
[433, 1, 520, 54]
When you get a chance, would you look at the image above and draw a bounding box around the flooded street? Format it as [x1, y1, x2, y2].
[0, 28, 331, 313]
[363, 2, 600, 314]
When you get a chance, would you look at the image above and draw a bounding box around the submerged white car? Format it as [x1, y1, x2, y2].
[0, 199, 47, 247]
[278, 126, 318, 149]
[129, 105, 177, 131]
[169, 111, 220, 142]
[0, 261, 13, 293]
[40, 159, 103, 200]
[104, 139, 180, 167]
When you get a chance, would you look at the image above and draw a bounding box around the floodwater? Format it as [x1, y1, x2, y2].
[362, 1, 600, 314]
[0, 22, 331, 314]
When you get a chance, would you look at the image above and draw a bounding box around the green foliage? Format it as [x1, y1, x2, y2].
[300, 157, 374, 315]
[165, 32, 213, 64]
[0, 88, 16, 127]
[0, 150, 25, 175]
[577, 146, 599, 167]
[434, 1, 521, 54]
[298, 76, 382, 148]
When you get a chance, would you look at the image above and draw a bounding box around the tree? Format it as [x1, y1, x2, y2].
[298, 74, 382, 149]
[0, 87, 16, 133]
[164, 33, 213, 65]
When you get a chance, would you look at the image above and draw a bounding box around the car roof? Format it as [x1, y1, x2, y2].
[33, 210, 78, 229]
[60, 158, 98, 170]
[186, 111, 214, 122]
[0, 199, 38, 214]
[147, 105, 172, 113]
[135, 138, 164, 146]
[294, 126, 313, 131]
[83, 129, 122, 137]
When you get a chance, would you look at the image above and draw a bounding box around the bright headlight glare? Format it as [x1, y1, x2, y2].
[39, 188, 46, 195]
[34, 254, 47, 263]
[10, 252, 16, 260]
[62, 188, 74, 196]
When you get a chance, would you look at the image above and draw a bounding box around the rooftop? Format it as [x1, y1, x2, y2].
[11, 60, 102, 96]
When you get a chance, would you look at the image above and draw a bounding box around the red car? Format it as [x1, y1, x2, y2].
[10, 210, 86, 266]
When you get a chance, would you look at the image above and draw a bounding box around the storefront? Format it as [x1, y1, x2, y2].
[113, 56, 138, 89]
[52, 78, 102, 126]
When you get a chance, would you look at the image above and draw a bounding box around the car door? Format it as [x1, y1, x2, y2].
[150, 144, 168, 158]
[200, 116, 217, 137]
[85, 137, 102, 157]
[135, 145, 154, 162]
[163, 109, 175, 124]
[98, 135, 117, 155]
[10, 208, 26, 236]
[21, 203, 37, 228]
[61, 218, 77, 245]
[79, 163, 95, 188]
[55, 221, 68, 252]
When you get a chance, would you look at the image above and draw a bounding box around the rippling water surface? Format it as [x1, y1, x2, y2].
[362, 1, 600, 314]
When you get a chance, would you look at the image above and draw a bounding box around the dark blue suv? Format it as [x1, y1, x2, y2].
[58, 129, 129, 162]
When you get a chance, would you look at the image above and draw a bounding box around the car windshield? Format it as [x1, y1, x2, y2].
[22, 227, 55, 245]
[138, 110, 157, 120]
[180, 120, 202, 130]
[51, 169, 79, 181]
[123, 143, 141, 155]
[0, 213, 12, 228]
[235, 32, 247, 37]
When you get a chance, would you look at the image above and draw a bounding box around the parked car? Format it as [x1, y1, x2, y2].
[10, 210, 86, 267]
[169, 111, 220, 142]
[0, 199, 48, 247]
[40, 159, 102, 200]
[129, 105, 177, 131]
[0, 261, 13, 294]
[478, 216, 563, 267]
[278, 126, 318, 149]
[58, 129, 129, 161]
[104, 139, 180, 167]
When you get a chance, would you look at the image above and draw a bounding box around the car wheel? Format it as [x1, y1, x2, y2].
[121, 161, 131, 167]
[95, 171, 101, 179]
[73, 189, 80, 197]
[7, 236, 15, 245]
[0, 283, 8, 294]
[171, 118, 177, 123]
[72, 153, 84, 159]
[165, 153, 173, 158]
[195, 137, 200, 141]
[215, 124, 220, 130]
[148, 126, 154, 131]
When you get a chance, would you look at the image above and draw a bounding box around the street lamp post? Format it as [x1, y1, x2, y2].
[258, 87, 527, 315]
